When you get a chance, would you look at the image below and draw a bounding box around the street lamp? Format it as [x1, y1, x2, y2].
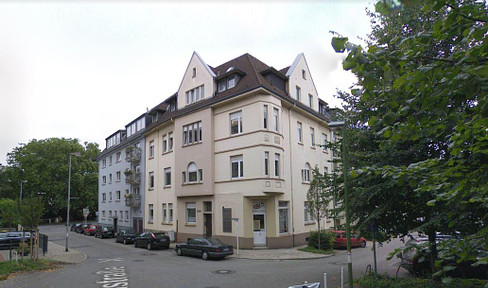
[66, 152, 81, 252]
[328, 120, 353, 288]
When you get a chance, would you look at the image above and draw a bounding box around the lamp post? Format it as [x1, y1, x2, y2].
[328, 120, 353, 288]
[66, 152, 81, 252]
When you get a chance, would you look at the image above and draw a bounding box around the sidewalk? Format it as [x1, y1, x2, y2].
[0, 242, 87, 264]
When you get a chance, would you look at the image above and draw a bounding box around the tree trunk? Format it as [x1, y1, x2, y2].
[427, 229, 438, 276]
[317, 211, 321, 250]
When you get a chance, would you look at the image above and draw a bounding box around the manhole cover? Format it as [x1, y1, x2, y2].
[133, 259, 144, 262]
[212, 270, 235, 275]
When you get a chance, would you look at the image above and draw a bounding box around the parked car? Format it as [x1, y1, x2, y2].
[95, 226, 115, 239]
[332, 230, 367, 249]
[399, 233, 488, 278]
[84, 224, 99, 236]
[76, 224, 88, 234]
[115, 229, 138, 245]
[175, 237, 233, 260]
[0, 232, 31, 249]
[134, 232, 170, 250]
[70, 223, 82, 232]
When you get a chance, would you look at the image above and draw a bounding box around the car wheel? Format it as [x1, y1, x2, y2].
[176, 248, 182, 256]
[134, 241, 138, 248]
[123, 239, 127, 245]
[147, 243, 152, 250]
[361, 241, 366, 248]
[201, 251, 209, 260]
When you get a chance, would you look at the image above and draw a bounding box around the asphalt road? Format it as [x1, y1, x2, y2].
[2, 225, 409, 288]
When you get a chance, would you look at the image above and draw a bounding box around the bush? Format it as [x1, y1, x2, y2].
[356, 274, 488, 288]
[307, 231, 334, 250]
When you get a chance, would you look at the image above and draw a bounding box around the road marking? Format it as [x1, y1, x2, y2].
[98, 258, 124, 263]
[96, 265, 129, 288]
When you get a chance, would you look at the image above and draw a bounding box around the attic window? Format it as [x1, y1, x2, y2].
[192, 68, 196, 78]
[218, 75, 239, 92]
[302, 69, 306, 80]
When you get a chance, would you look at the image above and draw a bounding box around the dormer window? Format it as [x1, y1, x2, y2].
[218, 74, 240, 92]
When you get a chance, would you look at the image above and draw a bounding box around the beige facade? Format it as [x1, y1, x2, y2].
[143, 52, 337, 248]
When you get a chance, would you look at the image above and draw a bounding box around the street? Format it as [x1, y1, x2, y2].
[2, 225, 408, 288]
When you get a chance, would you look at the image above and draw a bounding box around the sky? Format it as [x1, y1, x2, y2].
[0, 0, 374, 165]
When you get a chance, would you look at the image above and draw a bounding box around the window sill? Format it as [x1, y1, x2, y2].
[164, 185, 172, 189]
[185, 223, 196, 227]
[161, 222, 173, 225]
[182, 141, 202, 148]
[305, 221, 316, 226]
[148, 188, 154, 191]
[162, 150, 173, 156]
[298, 142, 304, 146]
[302, 181, 310, 185]
[148, 156, 154, 160]
[182, 182, 202, 186]
[310, 146, 316, 150]
[147, 221, 153, 224]
[322, 150, 328, 154]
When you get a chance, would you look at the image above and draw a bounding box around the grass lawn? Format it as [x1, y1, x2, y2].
[356, 274, 488, 288]
[0, 259, 61, 280]
[298, 245, 334, 255]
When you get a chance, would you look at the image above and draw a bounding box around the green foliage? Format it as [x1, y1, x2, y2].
[1, 138, 100, 220]
[0, 259, 60, 277]
[297, 245, 333, 255]
[307, 231, 334, 250]
[356, 274, 488, 288]
[20, 197, 45, 230]
[0, 198, 18, 229]
[307, 166, 337, 232]
[332, 0, 488, 276]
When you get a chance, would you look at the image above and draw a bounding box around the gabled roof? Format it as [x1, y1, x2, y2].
[286, 53, 319, 96]
[144, 52, 331, 136]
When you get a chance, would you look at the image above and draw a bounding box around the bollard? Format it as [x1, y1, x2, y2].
[341, 266, 345, 288]
[323, 273, 327, 288]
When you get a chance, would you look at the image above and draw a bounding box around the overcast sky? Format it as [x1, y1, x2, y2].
[0, 1, 374, 165]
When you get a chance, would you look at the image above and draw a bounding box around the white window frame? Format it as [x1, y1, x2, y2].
[273, 108, 279, 132]
[309, 94, 313, 107]
[303, 163, 311, 183]
[149, 204, 154, 222]
[149, 141, 154, 158]
[263, 105, 268, 129]
[164, 167, 171, 187]
[296, 85, 301, 101]
[186, 202, 196, 224]
[322, 133, 328, 152]
[231, 155, 244, 179]
[297, 122, 303, 143]
[169, 203, 173, 223]
[149, 171, 154, 189]
[230, 111, 243, 135]
[274, 153, 280, 177]
[168, 132, 173, 151]
[264, 151, 269, 176]
[163, 203, 167, 223]
[162, 134, 167, 153]
[310, 127, 315, 147]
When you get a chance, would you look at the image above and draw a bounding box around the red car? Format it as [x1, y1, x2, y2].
[84, 224, 98, 236]
[333, 230, 366, 249]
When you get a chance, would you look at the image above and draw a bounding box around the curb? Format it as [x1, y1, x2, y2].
[230, 253, 334, 261]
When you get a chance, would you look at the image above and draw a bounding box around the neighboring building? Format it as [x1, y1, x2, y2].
[142, 52, 337, 248]
[96, 113, 148, 233]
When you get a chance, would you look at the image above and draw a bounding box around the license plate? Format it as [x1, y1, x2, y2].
[223, 248, 229, 251]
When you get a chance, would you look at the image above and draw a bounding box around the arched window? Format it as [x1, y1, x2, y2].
[302, 163, 311, 183]
[184, 162, 202, 184]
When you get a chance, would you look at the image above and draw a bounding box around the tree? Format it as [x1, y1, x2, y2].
[307, 166, 334, 249]
[20, 197, 45, 260]
[332, 0, 488, 276]
[0, 198, 18, 230]
[3, 138, 100, 221]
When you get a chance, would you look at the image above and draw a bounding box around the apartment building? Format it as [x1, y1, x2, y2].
[143, 52, 336, 248]
[96, 114, 147, 233]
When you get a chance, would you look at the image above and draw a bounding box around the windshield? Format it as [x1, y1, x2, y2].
[208, 238, 223, 245]
[154, 233, 167, 238]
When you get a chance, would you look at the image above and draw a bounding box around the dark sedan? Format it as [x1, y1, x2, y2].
[175, 237, 233, 260]
[134, 232, 170, 250]
[70, 223, 82, 232]
[95, 226, 115, 239]
[75, 224, 88, 233]
[115, 229, 138, 245]
[0, 232, 31, 249]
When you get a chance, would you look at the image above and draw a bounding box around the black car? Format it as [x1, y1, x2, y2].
[0, 232, 31, 249]
[134, 232, 170, 250]
[175, 237, 233, 260]
[70, 223, 82, 232]
[95, 226, 115, 239]
[115, 229, 138, 245]
[75, 224, 88, 234]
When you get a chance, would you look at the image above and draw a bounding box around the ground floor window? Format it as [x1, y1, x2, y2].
[278, 201, 289, 233]
[186, 202, 196, 224]
[222, 207, 232, 233]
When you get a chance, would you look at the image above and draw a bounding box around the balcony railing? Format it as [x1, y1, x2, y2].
[125, 172, 141, 185]
[125, 147, 141, 163]
[125, 194, 141, 207]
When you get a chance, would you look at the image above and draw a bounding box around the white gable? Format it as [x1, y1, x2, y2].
[287, 53, 319, 111]
[177, 52, 215, 110]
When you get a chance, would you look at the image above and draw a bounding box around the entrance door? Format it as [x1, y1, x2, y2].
[113, 218, 118, 233]
[253, 201, 266, 246]
[204, 214, 212, 237]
